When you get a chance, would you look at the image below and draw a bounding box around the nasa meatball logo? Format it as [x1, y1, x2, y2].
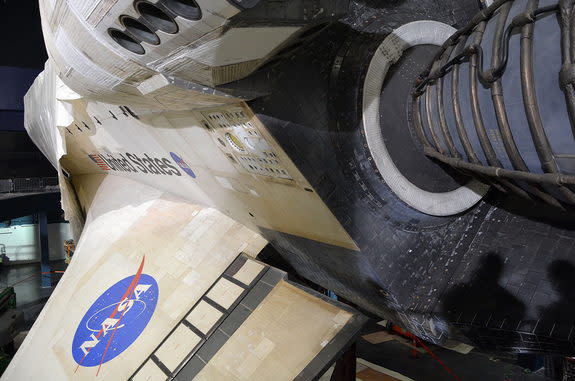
[72, 257, 158, 374]
[170, 152, 196, 178]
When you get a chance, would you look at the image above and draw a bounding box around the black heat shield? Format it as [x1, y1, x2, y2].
[227, 0, 575, 355]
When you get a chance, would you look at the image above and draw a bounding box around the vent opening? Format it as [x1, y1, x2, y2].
[121, 16, 160, 45]
[136, 1, 178, 34]
[162, 0, 202, 20]
[108, 29, 145, 54]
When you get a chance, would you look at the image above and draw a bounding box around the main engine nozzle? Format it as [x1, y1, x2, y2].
[412, 0, 575, 208]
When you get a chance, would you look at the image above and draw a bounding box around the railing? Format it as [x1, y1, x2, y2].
[0, 177, 59, 194]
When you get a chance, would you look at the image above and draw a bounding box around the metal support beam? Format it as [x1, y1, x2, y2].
[330, 343, 356, 381]
[38, 211, 51, 288]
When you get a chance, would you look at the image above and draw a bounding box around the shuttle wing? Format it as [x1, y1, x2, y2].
[2, 174, 365, 380]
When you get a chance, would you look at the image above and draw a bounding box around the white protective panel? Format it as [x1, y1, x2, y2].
[23, 60, 72, 169]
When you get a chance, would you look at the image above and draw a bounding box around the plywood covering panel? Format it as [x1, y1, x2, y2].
[192, 281, 353, 381]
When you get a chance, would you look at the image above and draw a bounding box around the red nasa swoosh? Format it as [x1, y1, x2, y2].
[75, 256, 146, 375]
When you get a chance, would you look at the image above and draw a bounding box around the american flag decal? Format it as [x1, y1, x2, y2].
[88, 154, 110, 171]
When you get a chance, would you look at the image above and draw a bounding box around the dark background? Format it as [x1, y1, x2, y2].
[0, 0, 54, 179]
[0, 1, 47, 69]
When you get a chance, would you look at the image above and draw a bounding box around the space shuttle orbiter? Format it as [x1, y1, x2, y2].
[5, 0, 575, 379]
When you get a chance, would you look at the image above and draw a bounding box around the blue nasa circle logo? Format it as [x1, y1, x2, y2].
[72, 260, 158, 368]
[170, 152, 196, 178]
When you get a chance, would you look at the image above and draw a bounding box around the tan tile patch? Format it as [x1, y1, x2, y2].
[186, 300, 224, 334]
[156, 325, 202, 372]
[206, 278, 244, 309]
[233, 260, 265, 286]
[132, 359, 167, 381]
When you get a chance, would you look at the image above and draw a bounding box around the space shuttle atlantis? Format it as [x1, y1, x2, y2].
[5, 0, 575, 379]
